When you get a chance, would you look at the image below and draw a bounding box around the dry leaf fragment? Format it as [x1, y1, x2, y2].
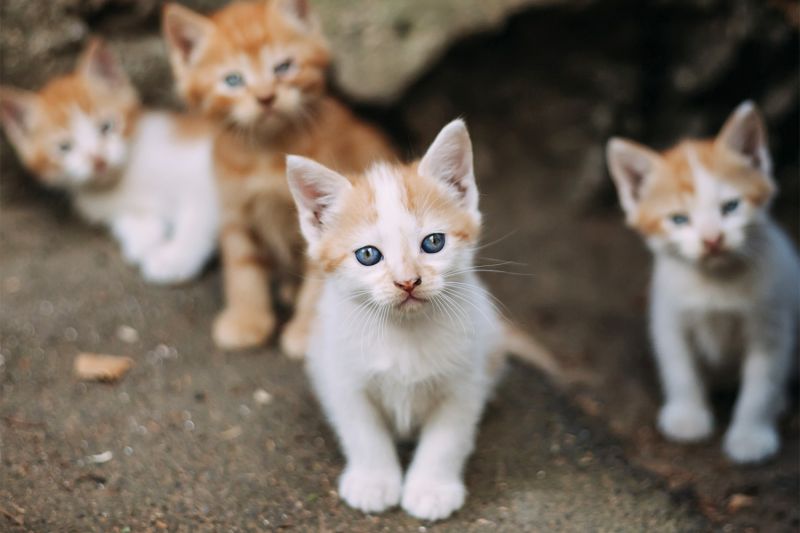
[727, 493, 756, 513]
[74, 353, 134, 382]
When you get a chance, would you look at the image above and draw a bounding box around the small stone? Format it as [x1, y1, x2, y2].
[86, 450, 113, 464]
[116, 325, 139, 344]
[727, 493, 755, 513]
[253, 388, 272, 405]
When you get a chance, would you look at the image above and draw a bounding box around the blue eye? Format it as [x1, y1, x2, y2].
[421, 233, 445, 254]
[224, 72, 244, 87]
[670, 213, 690, 226]
[355, 245, 382, 266]
[721, 199, 740, 216]
[274, 59, 293, 76]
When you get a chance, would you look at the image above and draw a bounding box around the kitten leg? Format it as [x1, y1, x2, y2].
[141, 200, 217, 285]
[401, 388, 484, 521]
[111, 214, 167, 265]
[723, 314, 792, 463]
[323, 387, 402, 513]
[279, 264, 323, 360]
[212, 224, 275, 350]
[651, 298, 714, 442]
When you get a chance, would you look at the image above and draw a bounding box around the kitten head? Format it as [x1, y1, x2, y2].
[163, 0, 329, 132]
[287, 119, 482, 317]
[607, 101, 775, 271]
[0, 39, 139, 190]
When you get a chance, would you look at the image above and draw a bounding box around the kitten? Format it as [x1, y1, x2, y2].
[0, 39, 218, 285]
[606, 101, 800, 463]
[162, 0, 396, 354]
[286, 120, 556, 520]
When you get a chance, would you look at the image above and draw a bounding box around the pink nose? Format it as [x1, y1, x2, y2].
[256, 93, 275, 107]
[93, 157, 107, 173]
[394, 278, 421, 293]
[702, 235, 724, 253]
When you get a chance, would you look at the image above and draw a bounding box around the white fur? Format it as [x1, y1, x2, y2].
[291, 120, 502, 520]
[74, 112, 218, 284]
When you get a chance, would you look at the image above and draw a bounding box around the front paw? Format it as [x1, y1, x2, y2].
[338, 466, 402, 514]
[401, 476, 466, 522]
[141, 246, 201, 285]
[658, 402, 714, 443]
[213, 308, 275, 351]
[724, 424, 779, 464]
[117, 222, 165, 264]
[279, 318, 309, 360]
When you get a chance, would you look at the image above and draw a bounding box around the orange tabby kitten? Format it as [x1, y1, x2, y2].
[162, 0, 396, 354]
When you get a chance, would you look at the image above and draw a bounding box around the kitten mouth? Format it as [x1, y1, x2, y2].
[397, 294, 426, 308]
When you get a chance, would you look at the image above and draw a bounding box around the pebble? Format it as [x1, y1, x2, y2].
[253, 388, 272, 405]
[87, 450, 113, 464]
[116, 325, 139, 344]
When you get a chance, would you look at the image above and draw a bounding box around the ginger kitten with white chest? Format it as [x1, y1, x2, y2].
[607, 102, 799, 463]
[287, 120, 554, 521]
[163, 0, 395, 354]
[0, 39, 218, 284]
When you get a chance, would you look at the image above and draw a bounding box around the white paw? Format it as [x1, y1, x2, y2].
[140, 246, 200, 285]
[117, 221, 166, 264]
[724, 424, 779, 464]
[401, 476, 466, 522]
[338, 466, 402, 514]
[658, 402, 714, 443]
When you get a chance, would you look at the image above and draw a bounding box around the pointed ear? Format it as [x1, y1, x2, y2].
[79, 38, 129, 90]
[273, 0, 319, 32]
[418, 119, 478, 212]
[716, 100, 771, 175]
[286, 155, 352, 246]
[162, 3, 214, 71]
[606, 137, 661, 216]
[0, 86, 40, 154]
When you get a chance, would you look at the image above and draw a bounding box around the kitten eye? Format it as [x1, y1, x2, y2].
[99, 120, 114, 135]
[58, 140, 73, 153]
[354, 245, 382, 266]
[223, 72, 245, 88]
[421, 233, 446, 254]
[274, 58, 293, 76]
[721, 198, 740, 216]
[669, 213, 690, 226]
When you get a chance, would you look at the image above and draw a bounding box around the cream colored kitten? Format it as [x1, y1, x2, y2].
[287, 120, 542, 521]
[607, 101, 800, 463]
[0, 39, 217, 284]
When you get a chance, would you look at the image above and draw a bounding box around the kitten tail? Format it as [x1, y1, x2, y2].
[502, 322, 563, 384]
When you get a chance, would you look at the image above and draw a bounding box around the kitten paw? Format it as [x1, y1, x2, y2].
[401, 477, 466, 522]
[658, 402, 714, 442]
[724, 424, 779, 464]
[213, 308, 275, 351]
[141, 246, 200, 285]
[338, 466, 402, 514]
[116, 220, 166, 264]
[279, 318, 308, 360]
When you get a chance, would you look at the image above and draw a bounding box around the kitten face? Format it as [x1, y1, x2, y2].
[288, 120, 482, 317]
[0, 40, 138, 190]
[163, 0, 329, 132]
[607, 102, 775, 271]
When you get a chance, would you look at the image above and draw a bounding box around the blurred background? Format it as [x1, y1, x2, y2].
[1, 0, 798, 531]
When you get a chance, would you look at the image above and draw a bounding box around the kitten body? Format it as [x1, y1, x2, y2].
[163, 0, 395, 353]
[607, 102, 800, 463]
[287, 120, 509, 521]
[0, 40, 217, 284]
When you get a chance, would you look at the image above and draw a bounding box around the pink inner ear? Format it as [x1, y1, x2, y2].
[0, 98, 29, 130]
[88, 45, 123, 86]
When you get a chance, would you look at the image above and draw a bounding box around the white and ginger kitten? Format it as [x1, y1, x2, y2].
[0, 39, 218, 284]
[287, 120, 558, 521]
[607, 101, 800, 463]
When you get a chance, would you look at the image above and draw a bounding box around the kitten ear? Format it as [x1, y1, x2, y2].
[273, 0, 319, 32]
[418, 119, 478, 212]
[286, 155, 352, 245]
[716, 100, 771, 175]
[0, 86, 40, 154]
[79, 38, 129, 90]
[163, 3, 214, 69]
[606, 137, 661, 216]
